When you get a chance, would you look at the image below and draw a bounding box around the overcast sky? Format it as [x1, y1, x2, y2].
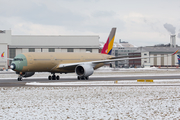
[0, 0, 180, 47]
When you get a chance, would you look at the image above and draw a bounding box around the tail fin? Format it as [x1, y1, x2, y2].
[101, 28, 116, 55]
[177, 55, 180, 65]
[172, 49, 179, 55]
[1, 52, 4, 58]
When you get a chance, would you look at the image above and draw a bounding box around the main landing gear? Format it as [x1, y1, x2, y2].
[48, 74, 60, 80]
[77, 76, 89, 80]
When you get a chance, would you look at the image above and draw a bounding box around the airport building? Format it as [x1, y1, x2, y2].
[129, 35, 180, 68]
[0, 30, 99, 69]
[129, 46, 180, 68]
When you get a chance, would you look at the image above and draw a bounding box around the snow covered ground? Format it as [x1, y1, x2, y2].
[1, 67, 180, 119]
[0, 87, 180, 119]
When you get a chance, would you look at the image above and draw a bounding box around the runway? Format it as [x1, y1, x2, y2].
[1, 75, 180, 87]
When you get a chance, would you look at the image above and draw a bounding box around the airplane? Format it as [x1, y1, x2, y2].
[3, 28, 179, 81]
[172, 50, 180, 65]
[177, 55, 180, 65]
[1, 52, 4, 58]
[9, 28, 117, 81]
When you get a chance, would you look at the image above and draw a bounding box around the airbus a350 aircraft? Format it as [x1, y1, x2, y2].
[2, 28, 178, 81]
[10, 28, 117, 81]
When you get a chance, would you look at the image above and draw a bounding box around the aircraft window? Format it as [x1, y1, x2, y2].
[14, 58, 23, 61]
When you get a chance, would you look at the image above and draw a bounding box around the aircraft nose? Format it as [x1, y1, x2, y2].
[10, 63, 16, 70]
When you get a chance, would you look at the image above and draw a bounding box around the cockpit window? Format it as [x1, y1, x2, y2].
[13, 58, 23, 61]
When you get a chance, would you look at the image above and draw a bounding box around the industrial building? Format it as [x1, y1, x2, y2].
[0, 30, 99, 69]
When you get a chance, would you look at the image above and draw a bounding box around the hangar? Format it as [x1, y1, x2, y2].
[0, 30, 99, 69]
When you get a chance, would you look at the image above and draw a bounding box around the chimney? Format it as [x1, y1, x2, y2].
[170, 35, 176, 48]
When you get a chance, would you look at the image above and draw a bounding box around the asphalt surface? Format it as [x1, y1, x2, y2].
[1, 75, 180, 87]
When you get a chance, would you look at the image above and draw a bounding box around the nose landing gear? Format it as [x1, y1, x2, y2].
[17, 73, 23, 81]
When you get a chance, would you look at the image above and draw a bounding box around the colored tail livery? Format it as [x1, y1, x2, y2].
[172, 49, 180, 65]
[101, 28, 116, 55]
[1, 52, 4, 58]
[177, 55, 180, 65]
[172, 49, 179, 55]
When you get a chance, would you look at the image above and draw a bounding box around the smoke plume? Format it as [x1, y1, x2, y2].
[163, 23, 176, 34]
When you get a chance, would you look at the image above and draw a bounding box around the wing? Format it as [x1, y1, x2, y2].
[109, 55, 140, 59]
[58, 56, 152, 69]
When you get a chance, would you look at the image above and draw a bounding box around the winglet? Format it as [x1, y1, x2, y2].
[172, 49, 179, 55]
[1, 52, 4, 58]
[101, 28, 116, 55]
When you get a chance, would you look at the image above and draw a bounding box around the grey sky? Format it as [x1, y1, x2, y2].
[0, 0, 180, 46]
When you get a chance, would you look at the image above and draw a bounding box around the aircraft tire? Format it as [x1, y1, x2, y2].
[78, 76, 87, 80]
[52, 75, 56, 80]
[57, 76, 60, 80]
[17, 77, 22, 81]
[48, 76, 52, 80]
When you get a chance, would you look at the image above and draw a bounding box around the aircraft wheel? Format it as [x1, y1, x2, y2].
[85, 77, 89, 80]
[48, 76, 52, 80]
[77, 76, 80, 80]
[81, 77, 85, 80]
[52, 75, 56, 80]
[17, 77, 22, 81]
[57, 76, 60, 80]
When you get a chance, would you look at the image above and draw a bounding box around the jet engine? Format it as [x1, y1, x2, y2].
[16, 72, 35, 78]
[75, 65, 94, 77]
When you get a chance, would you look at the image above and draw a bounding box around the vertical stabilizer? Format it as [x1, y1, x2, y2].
[177, 55, 180, 65]
[1, 52, 4, 58]
[101, 28, 116, 55]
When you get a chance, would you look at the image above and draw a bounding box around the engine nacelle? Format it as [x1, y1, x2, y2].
[75, 65, 94, 77]
[16, 72, 35, 78]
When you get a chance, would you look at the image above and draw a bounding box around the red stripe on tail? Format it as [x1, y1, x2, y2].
[1, 52, 4, 58]
[101, 38, 109, 54]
